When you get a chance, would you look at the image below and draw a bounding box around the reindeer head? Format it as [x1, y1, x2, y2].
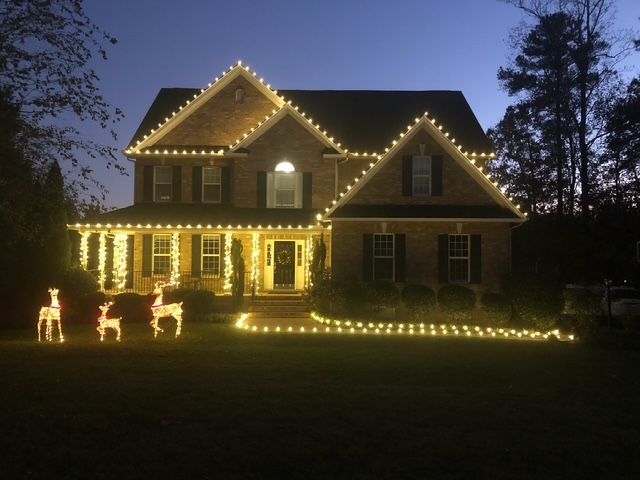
[153, 282, 165, 296]
[48, 288, 60, 307]
[98, 302, 113, 318]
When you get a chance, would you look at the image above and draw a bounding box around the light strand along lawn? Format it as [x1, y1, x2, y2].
[1, 323, 639, 479]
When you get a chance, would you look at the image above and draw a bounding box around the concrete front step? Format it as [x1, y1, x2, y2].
[251, 304, 309, 312]
[249, 311, 310, 319]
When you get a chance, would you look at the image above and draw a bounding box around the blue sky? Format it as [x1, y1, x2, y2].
[77, 0, 639, 208]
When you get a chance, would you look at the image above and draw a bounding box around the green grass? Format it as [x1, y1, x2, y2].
[1, 323, 640, 479]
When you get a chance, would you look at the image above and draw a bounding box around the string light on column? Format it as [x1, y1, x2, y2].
[79, 232, 89, 270]
[113, 234, 128, 291]
[305, 235, 313, 289]
[98, 233, 106, 290]
[223, 232, 233, 292]
[251, 233, 260, 295]
[170, 233, 180, 286]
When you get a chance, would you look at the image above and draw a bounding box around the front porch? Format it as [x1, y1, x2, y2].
[69, 223, 331, 296]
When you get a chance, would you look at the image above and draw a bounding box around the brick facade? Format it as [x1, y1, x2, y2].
[331, 220, 511, 294]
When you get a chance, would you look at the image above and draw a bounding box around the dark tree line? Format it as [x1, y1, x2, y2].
[0, 0, 121, 324]
[489, 0, 638, 217]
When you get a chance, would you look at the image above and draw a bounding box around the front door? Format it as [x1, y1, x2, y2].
[273, 241, 295, 289]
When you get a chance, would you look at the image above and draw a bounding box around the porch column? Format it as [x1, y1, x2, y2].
[98, 232, 106, 291]
[170, 232, 180, 286]
[305, 233, 313, 290]
[79, 231, 90, 270]
[223, 232, 233, 292]
[112, 233, 128, 291]
[251, 232, 261, 296]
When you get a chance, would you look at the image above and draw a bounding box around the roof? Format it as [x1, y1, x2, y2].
[89, 204, 318, 226]
[128, 88, 493, 154]
[329, 204, 520, 220]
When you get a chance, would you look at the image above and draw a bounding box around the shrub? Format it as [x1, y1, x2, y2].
[59, 268, 102, 323]
[342, 281, 368, 317]
[110, 293, 153, 323]
[480, 292, 511, 326]
[310, 278, 345, 315]
[563, 287, 600, 334]
[505, 273, 562, 330]
[438, 285, 476, 324]
[165, 288, 216, 322]
[401, 284, 436, 320]
[364, 280, 400, 312]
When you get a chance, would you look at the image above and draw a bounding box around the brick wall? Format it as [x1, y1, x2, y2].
[331, 220, 511, 293]
[348, 129, 496, 206]
[156, 76, 279, 147]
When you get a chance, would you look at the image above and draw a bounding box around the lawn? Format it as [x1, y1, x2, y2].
[1, 323, 639, 479]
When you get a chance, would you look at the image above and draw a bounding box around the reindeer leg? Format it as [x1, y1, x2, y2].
[116, 325, 121, 342]
[57, 318, 64, 343]
[175, 315, 182, 338]
[38, 317, 43, 342]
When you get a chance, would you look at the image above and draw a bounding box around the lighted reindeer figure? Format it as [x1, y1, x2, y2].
[38, 288, 64, 342]
[97, 302, 122, 342]
[150, 282, 183, 338]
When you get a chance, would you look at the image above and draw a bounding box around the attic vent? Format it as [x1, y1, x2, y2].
[235, 88, 245, 103]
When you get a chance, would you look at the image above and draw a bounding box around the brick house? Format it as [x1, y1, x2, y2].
[70, 61, 526, 297]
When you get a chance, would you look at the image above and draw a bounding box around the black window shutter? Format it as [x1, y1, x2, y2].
[172, 166, 182, 202]
[438, 234, 449, 283]
[402, 155, 413, 196]
[221, 167, 232, 204]
[431, 155, 443, 196]
[87, 234, 99, 271]
[303, 172, 312, 209]
[126, 235, 134, 288]
[470, 234, 482, 284]
[362, 234, 373, 282]
[257, 171, 267, 208]
[192, 234, 201, 278]
[143, 166, 153, 202]
[394, 234, 406, 282]
[192, 166, 202, 202]
[142, 234, 152, 277]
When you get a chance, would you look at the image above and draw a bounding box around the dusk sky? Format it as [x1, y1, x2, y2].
[78, 0, 639, 209]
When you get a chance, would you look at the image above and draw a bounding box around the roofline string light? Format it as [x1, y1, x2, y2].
[69, 223, 327, 231]
[122, 60, 521, 218]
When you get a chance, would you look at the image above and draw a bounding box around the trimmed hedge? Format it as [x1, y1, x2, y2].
[109, 293, 153, 323]
[505, 273, 562, 330]
[480, 292, 511, 326]
[364, 280, 400, 312]
[438, 285, 476, 324]
[59, 268, 103, 323]
[164, 287, 216, 322]
[402, 284, 436, 320]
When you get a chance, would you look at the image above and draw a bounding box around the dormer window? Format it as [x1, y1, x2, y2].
[154, 166, 172, 202]
[235, 88, 245, 104]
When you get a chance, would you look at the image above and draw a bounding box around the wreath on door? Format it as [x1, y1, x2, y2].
[276, 246, 294, 266]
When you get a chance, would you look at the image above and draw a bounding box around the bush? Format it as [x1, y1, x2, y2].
[59, 268, 102, 323]
[110, 293, 153, 323]
[563, 287, 600, 334]
[364, 280, 400, 312]
[505, 273, 562, 330]
[438, 285, 476, 324]
[310, 279, 344, 315]
[164, 288, 216, 322]
[480, 292, 511, 326]
[401, 284, 436, 320]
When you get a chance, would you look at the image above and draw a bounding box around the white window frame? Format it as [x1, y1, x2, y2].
[201, 234, 221, 276]
[202, 166, 222, 203]
[373, 233, 395, 281]
[152, 234, 171, 274]
[153, 166, 173, 202]
[266, 171, 302, 208]
[448, 234, 470, 284]
[412, 155, 432, 196]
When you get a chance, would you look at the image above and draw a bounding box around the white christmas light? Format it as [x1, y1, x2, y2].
[37, 288, 63, 342]
[150, 282, 183, 338]
[97, 302, 121, 342]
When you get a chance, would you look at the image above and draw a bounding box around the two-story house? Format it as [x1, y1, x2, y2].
[69, 61, 526, 298]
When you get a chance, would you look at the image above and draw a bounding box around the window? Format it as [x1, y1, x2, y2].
[275, 173, 296, 207]
[448, 234, 469, 283]
[235, 88, 245, 103]
[154, 166, 172, 202]
[153, 234, 171, 274]
[412, 156, 431, 196]
[202, 167, 221, 203]
[202, 235, 221, 275]
[267, 171, 302, 208]
[373, 234, 394, 281]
